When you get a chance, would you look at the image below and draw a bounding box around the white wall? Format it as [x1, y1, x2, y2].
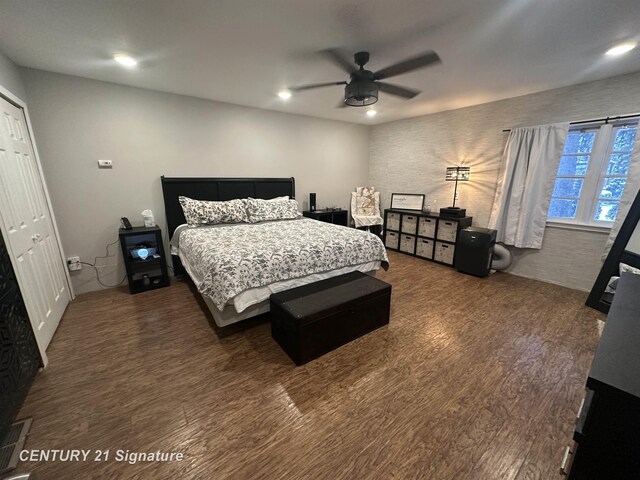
[371, 71, 640, 291]
[0, 49, 26, 101]
[21, 68, 370, 294]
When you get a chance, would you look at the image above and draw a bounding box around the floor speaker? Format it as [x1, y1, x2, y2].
[454, 227, 497, 277]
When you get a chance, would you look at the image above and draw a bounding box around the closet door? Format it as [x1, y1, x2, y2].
[0, 96, 69, 354]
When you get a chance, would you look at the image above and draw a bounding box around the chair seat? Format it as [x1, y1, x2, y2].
[353, 214, 383, 228]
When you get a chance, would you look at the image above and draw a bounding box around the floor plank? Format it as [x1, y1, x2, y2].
[14, 251, 603, 479]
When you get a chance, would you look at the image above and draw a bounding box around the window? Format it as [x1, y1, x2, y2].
[548, 121, 638, 226]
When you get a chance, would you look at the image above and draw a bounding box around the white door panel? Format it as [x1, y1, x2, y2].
[0, 96, 69, 352]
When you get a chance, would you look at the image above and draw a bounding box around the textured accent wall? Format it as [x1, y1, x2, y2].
[371, 71, 640, 291]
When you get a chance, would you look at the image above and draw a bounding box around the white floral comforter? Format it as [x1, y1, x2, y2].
[176, 218, 389, 310]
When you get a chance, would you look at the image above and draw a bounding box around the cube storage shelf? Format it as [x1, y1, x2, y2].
[383, 209, 472, 267]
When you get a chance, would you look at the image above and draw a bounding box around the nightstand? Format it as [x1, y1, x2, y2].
[119, 226, 169, 294]
[303, 209, 348, 226]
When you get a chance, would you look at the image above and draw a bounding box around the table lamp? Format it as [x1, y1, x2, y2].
[440, 166, 470, 217]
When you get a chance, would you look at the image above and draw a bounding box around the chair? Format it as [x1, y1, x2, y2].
[351, 186, 383, 234]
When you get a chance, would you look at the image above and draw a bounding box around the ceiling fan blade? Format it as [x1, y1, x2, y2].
[320, 48, 356, 74]
[374, 51, 441, 80]
[289, 81, 347, 92]
[377, 82, 421, 99]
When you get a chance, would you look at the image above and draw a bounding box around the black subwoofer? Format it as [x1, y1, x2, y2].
[454, 227, 497, 277]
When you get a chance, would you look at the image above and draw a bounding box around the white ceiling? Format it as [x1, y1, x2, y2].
[1, 0, 640, 124]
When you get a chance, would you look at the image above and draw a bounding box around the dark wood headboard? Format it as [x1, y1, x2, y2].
[160, 176, 295, 275]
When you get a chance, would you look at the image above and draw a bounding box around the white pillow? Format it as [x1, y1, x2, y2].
[620, 262, 640, 276]
[178, 196, 248, 226]
[246, 198, 298, 223]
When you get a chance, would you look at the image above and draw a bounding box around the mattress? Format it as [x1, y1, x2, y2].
[171, 218, 389, 321]
[181, 249, 381, 326]
[180, 247, 381, 313]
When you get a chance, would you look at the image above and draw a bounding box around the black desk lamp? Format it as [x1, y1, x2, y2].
[440, 166, 470, 217]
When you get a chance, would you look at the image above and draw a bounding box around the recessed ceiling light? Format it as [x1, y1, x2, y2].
[278, 90, 292, 100]
[113, 54, 138, 67]
[366, 110, 377, 117]
[605, 42, 637, 57]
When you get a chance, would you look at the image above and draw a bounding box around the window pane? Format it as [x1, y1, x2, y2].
[599, 177, 627, 199]
[606, 153, 632, 175]
[594, 201, 619, 222]
[552, 178, 583, 198]
[563, 132, 595, 154]
[548, 198, 578, 218]
[557, 155, 590, 175]
[612, 127, 637, 151]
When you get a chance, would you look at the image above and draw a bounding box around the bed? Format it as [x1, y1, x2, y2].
[161, 176, 390, 327]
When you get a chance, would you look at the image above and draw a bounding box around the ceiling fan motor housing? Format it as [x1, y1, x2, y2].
[354, 51, 370, 67]
[345, 69, 378, 106]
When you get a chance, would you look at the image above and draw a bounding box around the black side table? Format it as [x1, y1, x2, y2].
[119, 226, 169, 294]
[303, 209, 348, 226]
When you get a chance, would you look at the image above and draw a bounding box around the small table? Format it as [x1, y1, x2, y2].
[303, 209, 348, 226]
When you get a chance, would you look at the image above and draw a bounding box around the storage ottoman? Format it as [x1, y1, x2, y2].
[270, 271, 391, 365]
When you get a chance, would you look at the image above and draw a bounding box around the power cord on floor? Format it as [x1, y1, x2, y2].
[79, 261, 127, 288]
[75, 235, 172, 288]
[74, 238, 126, 288]
[94, 238, 120, 264]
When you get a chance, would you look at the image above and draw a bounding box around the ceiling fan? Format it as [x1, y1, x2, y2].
[288, 49, 441, 107]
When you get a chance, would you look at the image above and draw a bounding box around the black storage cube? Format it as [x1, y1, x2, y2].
[454, 227, 497, 277]
[270, 272, 391, 365]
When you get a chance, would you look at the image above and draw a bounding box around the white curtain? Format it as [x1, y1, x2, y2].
[489, 123, 569, 249]
[603, 132, 640, 256]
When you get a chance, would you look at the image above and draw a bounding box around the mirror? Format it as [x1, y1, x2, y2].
[587, 188, 640, 313]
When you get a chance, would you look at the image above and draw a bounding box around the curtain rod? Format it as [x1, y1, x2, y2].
[502, 112, 640, 133]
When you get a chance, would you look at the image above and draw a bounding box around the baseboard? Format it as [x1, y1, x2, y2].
[504, 270, 590, 293]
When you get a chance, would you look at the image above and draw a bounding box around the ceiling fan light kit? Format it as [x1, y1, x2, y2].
[345, 79, 378, 106]
[288, 49, 441, 108]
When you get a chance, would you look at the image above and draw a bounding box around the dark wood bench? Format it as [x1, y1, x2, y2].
[270, 271, 391, 365]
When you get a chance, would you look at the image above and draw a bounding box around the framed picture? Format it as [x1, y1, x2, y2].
[390, 193, 425, 211]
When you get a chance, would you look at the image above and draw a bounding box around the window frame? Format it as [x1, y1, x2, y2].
[547, 120, 638, 228]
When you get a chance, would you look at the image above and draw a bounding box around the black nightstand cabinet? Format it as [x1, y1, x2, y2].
[119, 226, 169, 294]
[383, 208, 472, 267]
[303, 209, 348, 226]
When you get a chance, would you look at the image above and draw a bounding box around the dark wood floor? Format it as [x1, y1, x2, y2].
[15, 251, 603, 479]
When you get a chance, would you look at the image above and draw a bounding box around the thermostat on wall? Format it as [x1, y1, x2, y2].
[98, 159, 113, 168]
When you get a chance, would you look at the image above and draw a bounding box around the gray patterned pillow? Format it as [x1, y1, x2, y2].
[246, 198, 298, 223]
[179, 196, 249, 226]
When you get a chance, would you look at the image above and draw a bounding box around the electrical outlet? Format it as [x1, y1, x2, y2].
[98, 159, 113, 168]
[67, 256, 82, 271]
